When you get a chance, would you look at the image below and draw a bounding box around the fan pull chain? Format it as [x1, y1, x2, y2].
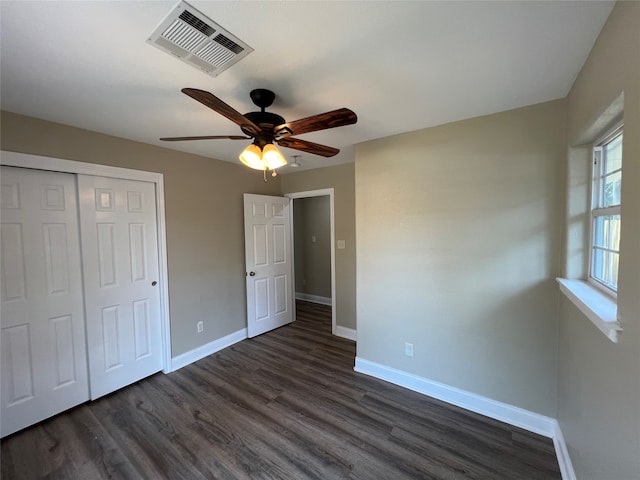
[262, 169, 278, 182]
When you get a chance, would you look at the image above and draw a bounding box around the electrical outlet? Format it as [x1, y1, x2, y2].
[197, 321, 204, 333]
[405, 342, 414, 357]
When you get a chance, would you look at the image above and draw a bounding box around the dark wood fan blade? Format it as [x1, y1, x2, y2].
[182, 88, 262, 135]
[160, 135, 250, 142]
[277, 137, 340, 157]
[276, 108, 357, 137]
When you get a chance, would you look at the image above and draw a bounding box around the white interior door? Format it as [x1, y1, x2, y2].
[78, 175, 163, 400]
[1, 167, 89, 437]
[244, 194, 294, 337]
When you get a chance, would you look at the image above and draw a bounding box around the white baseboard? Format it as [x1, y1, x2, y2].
[553, 422, 577, 480]
[170, 328, 247, 372]
[335, 325, 357, 341]
[295, 292, 332, 306]
[354, 357, 556, 436]
[354, 358, 575, 479]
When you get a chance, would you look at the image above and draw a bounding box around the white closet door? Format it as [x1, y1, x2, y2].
[1, 167, 89, 437]
[78, 176, 163, 400]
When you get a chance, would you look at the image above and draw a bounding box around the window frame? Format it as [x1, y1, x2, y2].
[588, 123, 623, 297]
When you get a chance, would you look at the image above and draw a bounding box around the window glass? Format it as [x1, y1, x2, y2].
[602, 170, 621, 207]
[593, 215, 621, 250]
[604, 134, 622, 173]
[591, 128, 622, 292]
[591, 248, 619, 290]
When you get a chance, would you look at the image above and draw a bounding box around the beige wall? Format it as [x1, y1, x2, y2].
[355, 100, 566, 416]
[0, 111, 281, 357]
[293, 196, 332, 298]
[281, 164, 357, 330]
[558, 2, 640, 479]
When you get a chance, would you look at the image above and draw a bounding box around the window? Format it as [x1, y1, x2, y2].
[590, 125, 622, 294]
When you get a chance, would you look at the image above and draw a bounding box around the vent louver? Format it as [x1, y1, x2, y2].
[178, 10, 215, 36]
[147, 1, 253, 77]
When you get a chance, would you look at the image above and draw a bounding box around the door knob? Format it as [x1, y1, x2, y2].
[249, 272, 256, 276]
[151, 281, 158, 286]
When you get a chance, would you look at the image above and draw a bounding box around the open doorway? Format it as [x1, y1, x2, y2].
[286, 189, 336, 335]
[293, 196, 331, 304]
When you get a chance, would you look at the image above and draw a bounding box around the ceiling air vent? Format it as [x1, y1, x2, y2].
[147, 1, 253, 77]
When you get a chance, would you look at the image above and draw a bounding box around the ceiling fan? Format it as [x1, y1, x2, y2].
[160, 88, 357, 172]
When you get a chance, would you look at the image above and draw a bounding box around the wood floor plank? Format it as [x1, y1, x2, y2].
[1, 300, 561, 479]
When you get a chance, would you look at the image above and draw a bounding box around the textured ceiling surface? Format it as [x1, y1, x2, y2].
[1, 1, 614, 171]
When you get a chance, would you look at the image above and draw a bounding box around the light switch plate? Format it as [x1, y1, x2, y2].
[337, 240, 346, 249]
[405, 342, 414, 357]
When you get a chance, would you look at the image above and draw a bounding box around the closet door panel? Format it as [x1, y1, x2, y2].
[1, 167, 89, 437]
[78, 176, 163, 400]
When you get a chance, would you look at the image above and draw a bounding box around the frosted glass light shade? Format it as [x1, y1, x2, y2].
[262, 144, 287, 169]
[239, 144, 263, 170]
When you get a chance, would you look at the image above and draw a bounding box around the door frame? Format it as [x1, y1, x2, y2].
[0, 151, 172, 373]
[285, 188, 336, 336]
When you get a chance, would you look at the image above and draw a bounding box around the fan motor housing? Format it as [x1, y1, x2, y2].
[242, 111, 286, 139]
[244, 111, 285, 127]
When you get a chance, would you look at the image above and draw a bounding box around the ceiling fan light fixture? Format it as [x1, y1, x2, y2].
[239, 142, 287, 171]
[239, 143, 263, 170]
[262, 144, 287, 170]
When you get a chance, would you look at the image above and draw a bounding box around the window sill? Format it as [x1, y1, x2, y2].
[556, 278, 621, 343]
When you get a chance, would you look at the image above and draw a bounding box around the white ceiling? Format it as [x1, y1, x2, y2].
[1, 1, 614, 172]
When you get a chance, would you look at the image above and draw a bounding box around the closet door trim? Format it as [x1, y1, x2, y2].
[0, 151, 171, 373]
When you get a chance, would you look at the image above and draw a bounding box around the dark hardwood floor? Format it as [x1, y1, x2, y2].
[1, 301, 561, 479]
